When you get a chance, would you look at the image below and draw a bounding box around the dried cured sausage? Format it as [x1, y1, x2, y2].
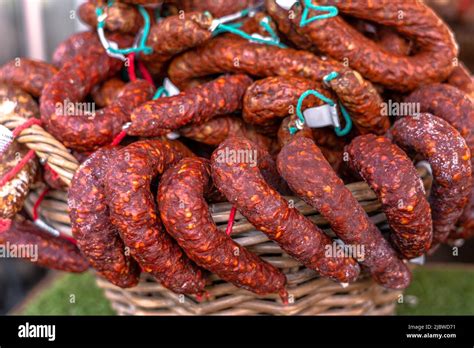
[158, 157, 287, 296]
[0, 218, 89, 273]
[129, 74, 252, 137]
[211, 137, 361, 283]
[388, 114, 472, 244]
[105, 139, 206, 294]
[0, 59, 58, 98]
[285, 0, 458, 92]
[277, 136, 412, 288]
[91, 78, 126, 108]
[69, 147, 140, 288]
[345, 134, 433, 258]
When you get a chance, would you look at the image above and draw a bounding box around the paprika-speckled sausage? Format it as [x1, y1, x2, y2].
[0, 218, 89, 273]
[140, 12, 213, 75]
[277, 136, 412, 289]
[105, 139, 206, 294]
[180, 115, 275, 152]
[52, 31, 99, 68]
[79, 0, 143, 34]
[388, 114, 472, 244]
[69, 147, 141, 288]
[158, 157, 287, 296]
[346, 134, 433, 258]
[285, 0, 458, 92]
[91, 78, 126, 108]
[129, 74, 252, 137]
[211, 137, 361, 283]
[0, 59, 58, 97]
[404, 83, 474, 238]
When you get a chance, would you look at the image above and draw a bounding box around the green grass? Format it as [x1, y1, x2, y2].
[397, 266, 474, 315]
[19, 272, 115, 315]
[17, 266, 474, 315]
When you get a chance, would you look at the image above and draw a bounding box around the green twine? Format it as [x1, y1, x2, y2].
[153, 86, 169, 100]
[299, 0, 338, 27]
[215, 22, 286, 48]
[292, 71, 353, 137]
[96, 0, 153, 56]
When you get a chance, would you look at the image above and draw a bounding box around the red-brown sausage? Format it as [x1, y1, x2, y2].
[285, 0, 458, 92]
[41, 37, 155, 152]
[158, 157, 287, 296]
[0, 218, 89, 273]
[105, 139, 206, 294]
[128, 74, 252, 137]
[388, 114, 472, 244]
[140, 12, 213, 75]
[180, 115, 275, 152]
[345, 134, 433, 258]
[52, 31, 99, 68]
[91, 78, 126, 108]
[211, 137, 361, 283]
[69, 147, 140, 288]
[79, 0, 143, 34]
[0, 59, 58, 97]
[404, 83, 474, 238]
[277, 136, 412, 288]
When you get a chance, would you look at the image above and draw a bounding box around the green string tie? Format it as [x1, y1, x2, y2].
[291, 72, 353, 136]
[299, 0, 338, 27]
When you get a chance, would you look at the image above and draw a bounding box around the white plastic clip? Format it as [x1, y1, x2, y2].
[163, 78, 180, 97]
[276, 0, 299, 10]
[409, 255, 426, 265]
[303, 104, 341, 129]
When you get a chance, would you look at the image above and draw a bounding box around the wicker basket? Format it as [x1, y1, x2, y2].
[24, 164, 431, 316]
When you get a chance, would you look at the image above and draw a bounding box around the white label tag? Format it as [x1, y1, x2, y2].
[303, 104, 340, 129]
[0, 124, 14, 154]
[163, 78, 180, 96]
[409, 255, 425, 265]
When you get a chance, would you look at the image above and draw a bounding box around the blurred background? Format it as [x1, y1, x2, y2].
[0, 0, 473, 315]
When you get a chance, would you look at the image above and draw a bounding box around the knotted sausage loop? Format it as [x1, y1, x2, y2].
[95, 0, 152, 61]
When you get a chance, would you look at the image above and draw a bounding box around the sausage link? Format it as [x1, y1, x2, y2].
[0, 59, 58, 97]
[346, 135, 433, 259]
[277, 136, 411, 288]
[388, 114, 472, 244]
[41, 40, 154, 151]
[0, 142, 38, 219]
[170, 0, 262, 18]
[211, 137, 360, 283]
[277, 118, 345, 174]
[168, 36, 342, 88]
[0, 218, 89, 273]
[105, 139, 206, 294]
[243, 75, 388, 135]
[129, 74, 252, 137]
[405, 83, 474, 238]
[140, 12, 213, 75]
[180, 115, 275, 152]
[69, 147, 140, 288]
[286, 0, 457, 92]
[158, 157, 287, 295]
[264, 0, 315, 51]
[91, 78, 126, 108]
[243, 76, 333, 127]
[79, 0, 143, 34]
[446, 63, 474, 97]
[52, 31, 99, 68]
